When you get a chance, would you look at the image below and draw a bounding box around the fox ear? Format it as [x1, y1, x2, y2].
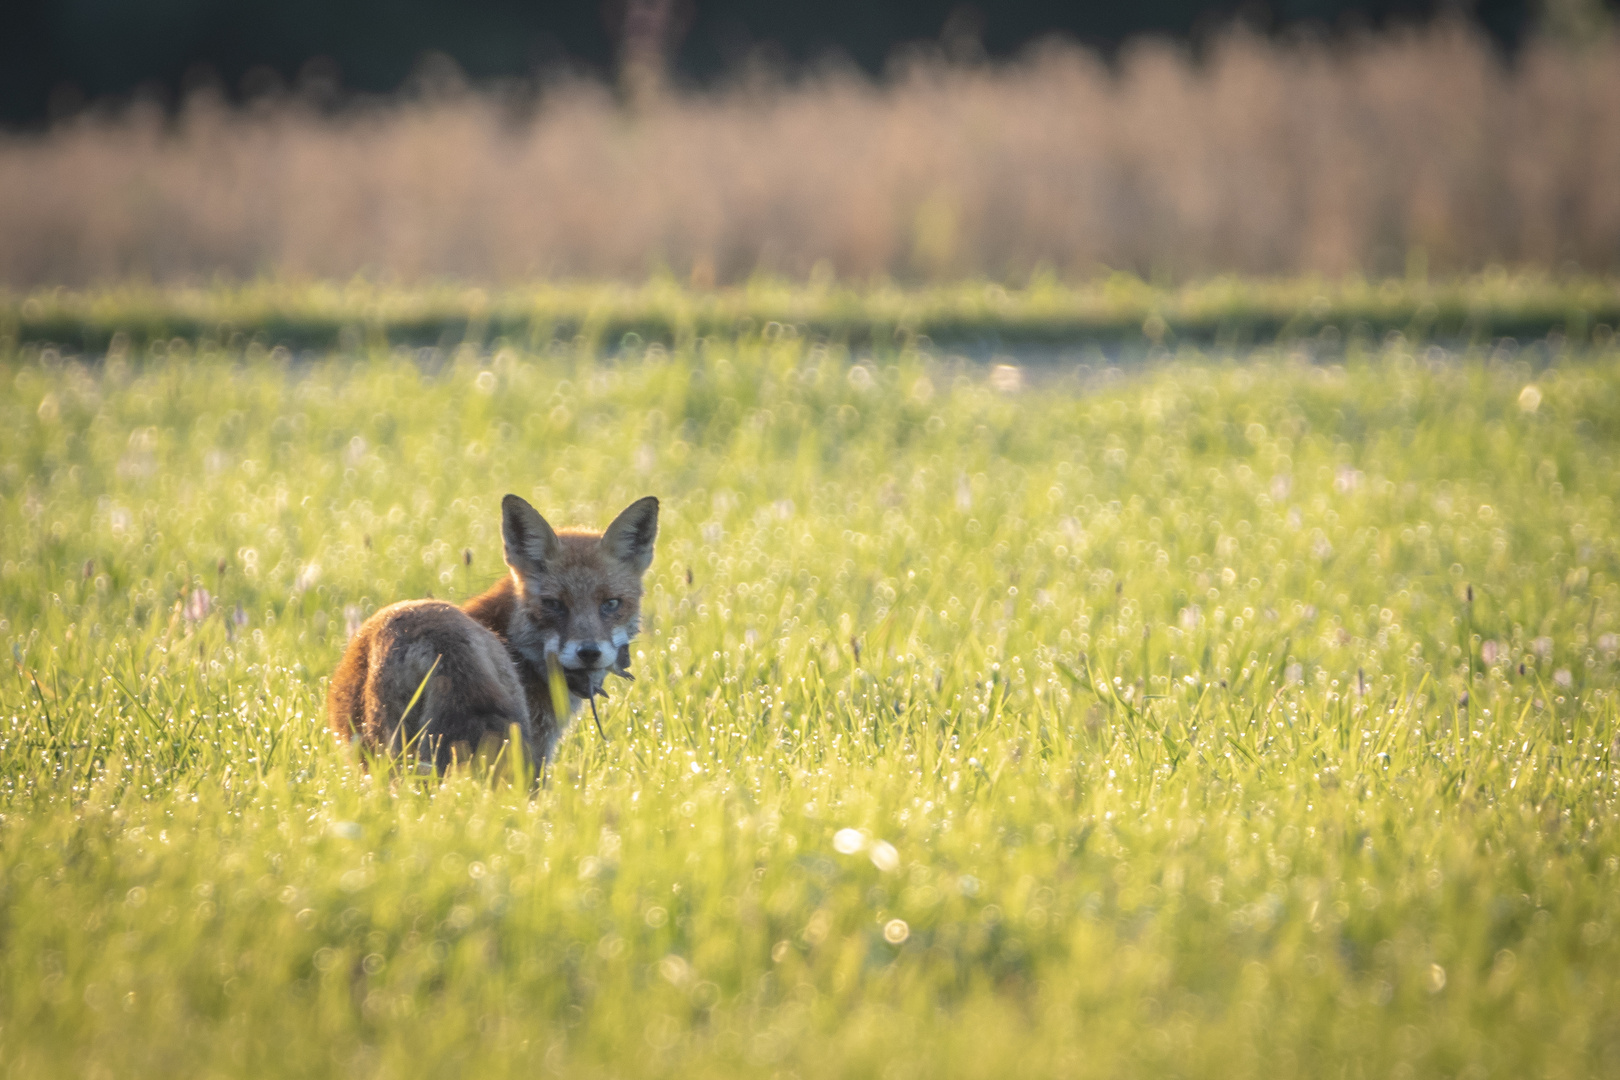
[601, 496, 659, 575]
[502, 494, 560, 582]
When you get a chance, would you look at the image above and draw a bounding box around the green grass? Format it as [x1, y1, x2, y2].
[2, 321, 1619, 1078]
[5, 272, 1620, 353]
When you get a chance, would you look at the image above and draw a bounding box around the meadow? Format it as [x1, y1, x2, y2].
[3, 311, 1620, 1078]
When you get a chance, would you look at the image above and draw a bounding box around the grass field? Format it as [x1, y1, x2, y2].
[3, 314, 1619, 1077]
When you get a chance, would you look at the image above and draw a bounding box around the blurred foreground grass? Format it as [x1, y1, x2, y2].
[5, 272, 1620, 353]
[2, 325, 1619, 1078]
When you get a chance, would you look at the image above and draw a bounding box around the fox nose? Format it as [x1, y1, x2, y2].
[575, 644, 603, 666]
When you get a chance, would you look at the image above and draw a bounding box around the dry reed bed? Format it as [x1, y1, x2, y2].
[1, 25, 1617, 286]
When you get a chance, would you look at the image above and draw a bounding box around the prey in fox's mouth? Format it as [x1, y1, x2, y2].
[550, 634, 637, 702]
[557, 642, 634, 701]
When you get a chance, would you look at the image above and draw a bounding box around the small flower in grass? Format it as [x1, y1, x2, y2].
[233, 603, 248, 627]
[869, 840, 900, 873]
[183, 587, 212, 622]
[1554, 669, 1573, 689]
[658, 955, 693, 988]
[833, 828, 866, 855]
[1481, 640, 1500, 665]
[883, 919, 910, 945]
[294, 562, 321, 593]
[1285, 663, 1304, 685]
[1533, 637, 1554, 661]
[345, 605, 364, 640]
[1599, 633, 1618, 658]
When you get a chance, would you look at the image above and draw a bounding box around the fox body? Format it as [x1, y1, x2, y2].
[327, 494, 658, 769]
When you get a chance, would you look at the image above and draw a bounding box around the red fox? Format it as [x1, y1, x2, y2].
[327, 494, 658, 771]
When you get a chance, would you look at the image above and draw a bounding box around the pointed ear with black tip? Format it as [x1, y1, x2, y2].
[600, 496, 659, 575]
[502, 494, 561, 585]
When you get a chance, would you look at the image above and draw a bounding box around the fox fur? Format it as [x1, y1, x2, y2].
[327, 494, 658, 771]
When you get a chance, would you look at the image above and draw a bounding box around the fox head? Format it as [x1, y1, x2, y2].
[500, 494, 659, 697]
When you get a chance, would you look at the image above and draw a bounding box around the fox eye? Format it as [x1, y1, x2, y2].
[600, 598, 621, 615]
[540, 598, 566, 614]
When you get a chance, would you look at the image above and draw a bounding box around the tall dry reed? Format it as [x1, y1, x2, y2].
[1, 25, 1616, 286]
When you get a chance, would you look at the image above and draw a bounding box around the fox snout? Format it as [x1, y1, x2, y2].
[558, 637, 616, 671]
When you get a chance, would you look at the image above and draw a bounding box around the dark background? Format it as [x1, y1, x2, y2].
[0, 0, 1565, 127]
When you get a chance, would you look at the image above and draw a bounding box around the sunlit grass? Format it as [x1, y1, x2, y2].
[2, 325, 1618, 1078]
